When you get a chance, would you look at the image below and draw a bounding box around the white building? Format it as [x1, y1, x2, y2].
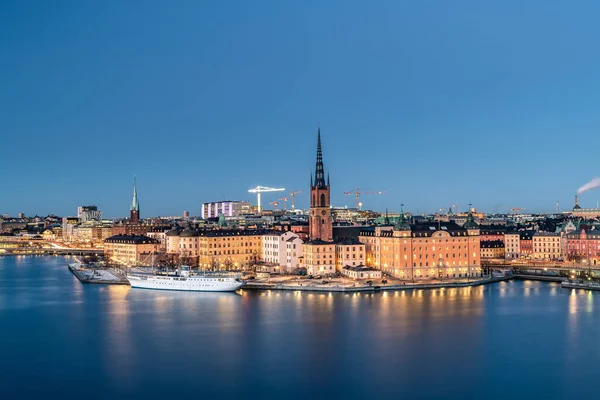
[342, 265, 382, 280]
[533, 232, 562, 260]
[262, 231, 303, 273]
[62, 217, 79, 241]
[504, 232, 520, 259]
[146, 231, 168, 252]
[201, 201, 252, 219]
[77, 206, 102, 222]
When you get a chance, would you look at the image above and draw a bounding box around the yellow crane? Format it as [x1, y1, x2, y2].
[343, 188, 387, 210]
[279, 197, 289, 211]
[289, 189, 302, 211]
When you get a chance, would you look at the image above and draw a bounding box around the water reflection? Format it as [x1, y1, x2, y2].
[7, 257, 600, 399]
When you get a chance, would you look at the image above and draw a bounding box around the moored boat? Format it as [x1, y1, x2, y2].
[127, 266, 245, 292]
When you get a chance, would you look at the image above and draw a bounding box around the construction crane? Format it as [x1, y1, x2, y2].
[510, 207, 525, 219]
[343, 188, 387, 210]
[450, 203, 463, 214]
[289, 189, 302, 211]
[279, 197, 289, 211]
[248, 186, 285, 213]
[270, 201, 279, 211]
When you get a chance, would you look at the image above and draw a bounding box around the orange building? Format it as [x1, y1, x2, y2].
[359, 211, 481, 280]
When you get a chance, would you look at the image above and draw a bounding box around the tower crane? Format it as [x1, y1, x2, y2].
[450, 203, 463, 213]
[248, 186, 285, 213]
[289, 189, 302, 211]
[510, 207, 525, 219]
[270, 201, 279, 211]
[343, 188, 387, 210]
[279, 197, 289, 211]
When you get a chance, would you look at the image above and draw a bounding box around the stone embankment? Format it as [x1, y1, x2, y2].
[68, 264, 129, 285]
[243, 274, 566, 293]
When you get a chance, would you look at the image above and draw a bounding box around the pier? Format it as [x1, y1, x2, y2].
[561, 281, 600, 291]
[68, 264, 129, 285]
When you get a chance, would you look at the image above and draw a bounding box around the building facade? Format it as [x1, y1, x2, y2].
[262, 231, 303, 273]
[198, 230, 263, 271]
[480, 240, 505, 259]
[504, 232, 520, 259]
[359, 212, 481, 280]
[77, 206, 102, 222]
[565, 229, 600, 265]
[104, 234, 158, 265]
[532, 232, 562, 260]
[342, 265, 382, 280]
[335, 238, 366, 270]
[201, 201, 252, 219]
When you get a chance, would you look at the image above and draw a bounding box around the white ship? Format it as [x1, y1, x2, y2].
[127, 266, 245, 292]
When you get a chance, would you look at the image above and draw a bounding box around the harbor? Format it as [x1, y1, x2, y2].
[66, 259, 573, 293]
[3, 255, 599, 400]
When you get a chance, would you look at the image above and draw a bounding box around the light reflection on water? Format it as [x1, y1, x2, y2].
[4, 257, 600, 398]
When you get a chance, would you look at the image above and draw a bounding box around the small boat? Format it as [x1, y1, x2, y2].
[127, 266, 245, 292]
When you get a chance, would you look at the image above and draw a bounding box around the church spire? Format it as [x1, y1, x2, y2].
[314, 126, 326, 187]
[131, 176, 139, 212]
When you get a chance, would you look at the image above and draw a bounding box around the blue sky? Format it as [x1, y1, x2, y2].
[2, 0, 600, 217]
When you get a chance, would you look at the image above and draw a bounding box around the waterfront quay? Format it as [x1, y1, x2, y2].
[68, 263, 129, 285]
[243, 273, 566, 293]
[1, 248, 103, 257]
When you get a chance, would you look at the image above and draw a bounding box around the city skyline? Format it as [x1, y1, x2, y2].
[3, 1, 600, 216]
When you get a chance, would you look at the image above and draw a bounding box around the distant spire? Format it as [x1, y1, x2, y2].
[327, 172, 330, 187]
[310, 172, 313, 187]
[384, 207, 390, 225]
[131, 176, 139, 212]
[394, 203, 409, 230]
[314, 126, 326, 187]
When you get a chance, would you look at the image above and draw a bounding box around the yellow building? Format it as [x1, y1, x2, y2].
[104, 234, 158, 265]
[335, 238, 366, 271]
[198, 230, 264, 271]
[532, 232, 562, 260]
[303, 241, 336, 276]
[480, 240, 505, 259]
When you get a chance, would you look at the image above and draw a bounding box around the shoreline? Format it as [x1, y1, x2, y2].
[242, 274, 566, 293]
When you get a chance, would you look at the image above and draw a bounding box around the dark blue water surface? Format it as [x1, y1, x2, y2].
[1, 256, 599, 399]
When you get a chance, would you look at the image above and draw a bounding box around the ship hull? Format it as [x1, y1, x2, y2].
[127, 274, 245, 292]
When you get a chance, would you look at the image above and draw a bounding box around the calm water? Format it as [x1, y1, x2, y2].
[1, 256, 598, 399]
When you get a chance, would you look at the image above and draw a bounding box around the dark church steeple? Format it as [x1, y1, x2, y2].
[129, 176, 140, 224]
[314, 127, 326, 188]
[309, 126, 332, 241]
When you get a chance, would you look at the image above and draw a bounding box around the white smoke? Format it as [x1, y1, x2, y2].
[577, 178, 600, 194]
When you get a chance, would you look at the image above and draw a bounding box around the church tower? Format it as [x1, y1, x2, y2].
[309, 127, 333, 241]
[130, 177, 140, 224]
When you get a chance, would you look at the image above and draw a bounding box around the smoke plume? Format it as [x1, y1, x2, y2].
[577, 178, 600, 194]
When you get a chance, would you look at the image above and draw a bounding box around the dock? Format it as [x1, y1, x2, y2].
[68, 264, 130, 285]
[561, 281, 600, 291]
[243, 275, 515, 293]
